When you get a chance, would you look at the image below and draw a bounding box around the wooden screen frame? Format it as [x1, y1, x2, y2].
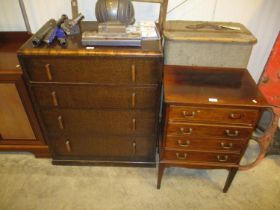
[71, 0, 168, 34]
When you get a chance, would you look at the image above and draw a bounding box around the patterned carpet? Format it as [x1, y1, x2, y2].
[0, 151, 279, 210]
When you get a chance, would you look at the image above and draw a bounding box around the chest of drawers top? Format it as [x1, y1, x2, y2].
[164, 65, 267, 108]
[17, 22, 163, 58]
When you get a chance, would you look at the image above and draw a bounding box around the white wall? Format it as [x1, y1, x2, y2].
[0, 0, 279, 81]
[0, 0, 26, 31]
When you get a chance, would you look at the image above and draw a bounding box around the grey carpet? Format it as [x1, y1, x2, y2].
[0, 151, 279, 210]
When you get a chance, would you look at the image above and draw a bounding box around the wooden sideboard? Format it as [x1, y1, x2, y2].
[0, 32, 49, 157]
[18, 22, 163, 166]
[157, 65, 268, 192]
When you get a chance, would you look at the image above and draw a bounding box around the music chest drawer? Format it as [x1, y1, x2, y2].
[169, 105, 259, 126]
[162, 150, 240, 164]
[167, 122, 253, 140]
[165, 136, 245, 153]
[23, 56, 161, 84]
[31, 85, 158, 109]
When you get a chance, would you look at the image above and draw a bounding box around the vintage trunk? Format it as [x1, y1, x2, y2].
[163, 21, 257, 68]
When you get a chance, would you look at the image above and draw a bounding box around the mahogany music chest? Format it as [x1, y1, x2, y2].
[157, 65, 268, 192]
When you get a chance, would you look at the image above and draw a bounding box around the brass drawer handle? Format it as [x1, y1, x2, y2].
[182, 111, 195, 117]
[131, 64, 136, 82]
[176, 152, 188, 160]
[65, 140, 72, 152]
[132, 118, 136, 130]
[180, 127, 192, 135]
[220, 142, 233, 149]
[225, 129, 239, 137]
[45, 64, 52, 80]
[132, 92, 136, 108]
[177, 139, 190, 147]
[51, 91, 59, 106]
[229, 113, 242, 119]
[217, 155, 228, 162]
[57, 115, 64, 130]
[132, 141, 136, 154]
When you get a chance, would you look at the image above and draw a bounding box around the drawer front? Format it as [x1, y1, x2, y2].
[41, 109, 156, 136]
[169, 106, 259, 126]
[32, 85, 158, 109]
[165, 136, 245, 153]
[49, 135, 155, 161]
[162, 150, 240, 164]
[23, 57, 161, 84]
[167, 123, 253, 140]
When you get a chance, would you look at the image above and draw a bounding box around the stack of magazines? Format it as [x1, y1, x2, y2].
[81, 21, 160, 47]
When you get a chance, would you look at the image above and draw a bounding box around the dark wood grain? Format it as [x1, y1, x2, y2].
[23, 56, 162, 84]
[49, 135, 155, 162]
[164, 65, 268, 108]
[31, 84, 158, 109]
[41, 109, 156, 136]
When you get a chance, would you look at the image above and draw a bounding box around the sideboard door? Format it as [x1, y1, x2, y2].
[0, 83, 35, 140]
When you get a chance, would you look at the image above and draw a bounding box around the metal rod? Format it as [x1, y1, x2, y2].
[71, 0, 79, 18]
[18, 0, 32, 33]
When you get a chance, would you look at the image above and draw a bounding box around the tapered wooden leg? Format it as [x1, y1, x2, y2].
[157, 164, 165, 189]
[223, 168, 238, 193]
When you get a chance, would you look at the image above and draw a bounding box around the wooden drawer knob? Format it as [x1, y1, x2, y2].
[132, 118, 136, 130]
[225, 129, 239, 137]
[217, 155, 228, 162]
[220, 142, 233, 149]
[176, 152, 188, 160]
[45, 64, 52, 80]
[132, 92, 136, 108]
[180, 127, 192, 135]
[131, 64, 136, 82]
[177, 139, 190, 147]
[132, 141, 136, 154]
[0, 133, 3, 140]
[65, 140, 72, 152]
[57, 115, 64, 130]
[51, 91, 59, 106]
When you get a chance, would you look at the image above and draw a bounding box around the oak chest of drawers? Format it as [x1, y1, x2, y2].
[157, 65, 268, 192]
[18, 22, 163, 166]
